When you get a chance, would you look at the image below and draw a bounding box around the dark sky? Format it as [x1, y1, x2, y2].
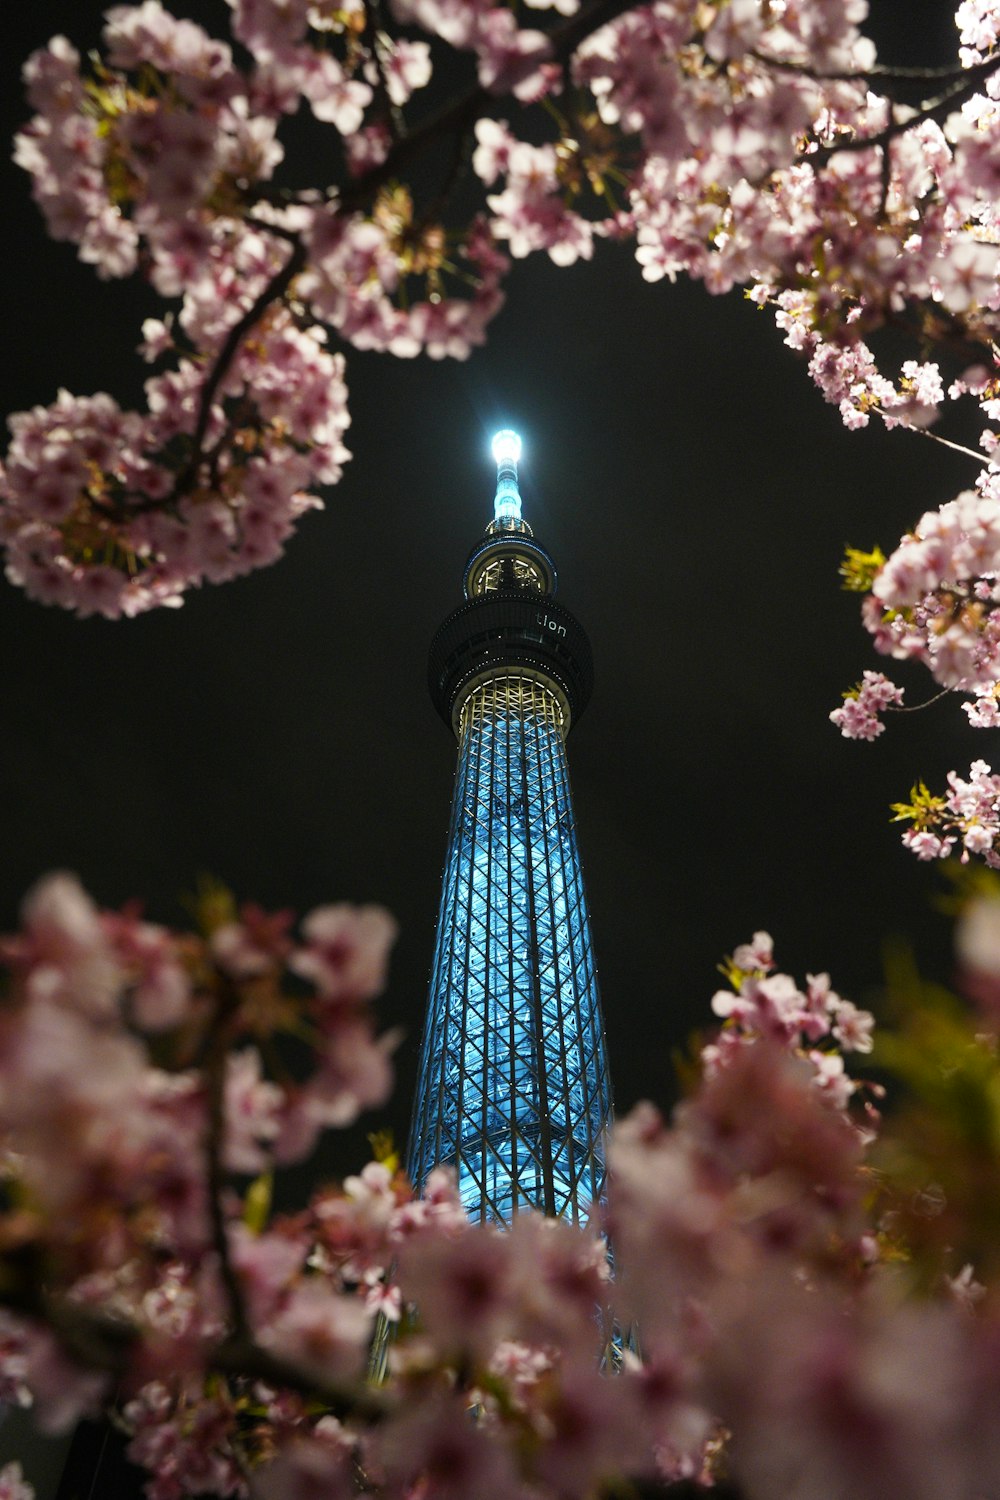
[0, 0, 983, 1191]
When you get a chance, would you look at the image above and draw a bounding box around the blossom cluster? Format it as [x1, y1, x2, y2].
[0, 872, 397, 1448]
[3, 0, 507, 615]
[12, 886, 995, 1500]
[890, 759, 1000, 864]
[837, 481, 1000, 864]
[830, 669, 906, 741]
[861, 488, 1000, 693]
[5, 1, 1000, 615]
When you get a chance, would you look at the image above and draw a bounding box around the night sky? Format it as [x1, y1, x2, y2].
[0, 0, 983, 1195]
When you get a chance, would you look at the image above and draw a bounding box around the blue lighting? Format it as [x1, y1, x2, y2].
[407, 680, 612, 1225]
[491, 428, 523, 526]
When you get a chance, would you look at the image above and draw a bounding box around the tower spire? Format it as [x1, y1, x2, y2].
[491, 428, 523, 529]
[461, 431, 556, 600]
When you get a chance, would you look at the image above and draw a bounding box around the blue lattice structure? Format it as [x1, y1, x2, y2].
[407, 432, 614, 1226]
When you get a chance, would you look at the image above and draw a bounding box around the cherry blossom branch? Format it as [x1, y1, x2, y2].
[167, 233, 307, 506]
[337, 0, 642, 213]
[890, 422, 991, 465]
[9, 0, 1000, 626]
[812, 53, 1000, 163]
[889, 687, 953, 711]
[153, 0, 639, 514]
[753, 50, 999, 87]
[360, 0, 406, 141]
[3, 1278, 392, 1427]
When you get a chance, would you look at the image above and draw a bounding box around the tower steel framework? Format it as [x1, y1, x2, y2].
[406, 432, 614, 1225]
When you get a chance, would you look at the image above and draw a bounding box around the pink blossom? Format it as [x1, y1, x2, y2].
[396, 1218, 517, 1362]
[223, 1048, 283, 1173]
[295, 48, 372, 132]
[374, 1391, 534, 1500]
[933, 236, 1000, 314]
[248, 1418, 357, 1500]
[16, 871, 121, 1020]
[707, 1280, 975, 1500]
[279, 1019, 396, 1155]
[258, 1281, 372, 1384]
[291, 904, 397, 1002]
[732, 930, 774, 973]
[210, 903, 294, 978]
[0, 1464, 34, 1500]
[529, 1360, 636, 1496]
[104, 908, 192, 1029]
[830, 999, 875, 1054]
[902, 827, 955, 860]
[103, 3, 233, 78]
[380, 38, 432, 106]
[124, 1380, 244, 1500]
[474, 11, 551, 100]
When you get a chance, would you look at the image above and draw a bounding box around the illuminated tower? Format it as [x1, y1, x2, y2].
[407, 431, 613, 1225]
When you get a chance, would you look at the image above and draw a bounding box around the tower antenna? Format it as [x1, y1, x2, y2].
[491, 428, 523, 528]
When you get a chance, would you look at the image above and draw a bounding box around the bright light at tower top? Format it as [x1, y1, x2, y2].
[492, 429, 522, 467]
[491, 429, 523, 526]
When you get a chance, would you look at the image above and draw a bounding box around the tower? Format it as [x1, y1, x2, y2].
[406, 431, 613, 1226]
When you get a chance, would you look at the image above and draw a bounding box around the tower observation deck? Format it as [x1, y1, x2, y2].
[406, 432, 614, 1225]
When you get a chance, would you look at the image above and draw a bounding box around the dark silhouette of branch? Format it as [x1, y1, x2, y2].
[202, 978, 251, 1346]
[156, 233, 307, 510]
[210, 1334, 391, 1423]
[0, 1269, 391, 1426]
[337, 0, 642, 213]
[754, 51, 999, 88]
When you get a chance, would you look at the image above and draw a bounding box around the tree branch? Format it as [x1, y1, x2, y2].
[210, 1335, 391, 1423]
[810, 53, 1000, 165]
[202, 978, 251, 1346]
[884, 419, 991, 465]
[0, 1278, 391, 1428]
[753, 51, 999, 88]
[337, 0, 642, 213]
[161, 234, 307, 508]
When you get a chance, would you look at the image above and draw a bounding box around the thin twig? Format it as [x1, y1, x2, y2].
[880, 416, 991, 465]
[109, 229, 304, 519]
[888, 688, 953, 712]
[360, 0, 406, 142]
[752, 51, 998, 87]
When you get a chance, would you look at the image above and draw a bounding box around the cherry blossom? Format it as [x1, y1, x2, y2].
[2, 879, 1000, 1498]
[830, 670, 905, 741]
[837, 478, 1000, 863]
[0, 1465, 34, 1500]
[6, 0, 1000, 616]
